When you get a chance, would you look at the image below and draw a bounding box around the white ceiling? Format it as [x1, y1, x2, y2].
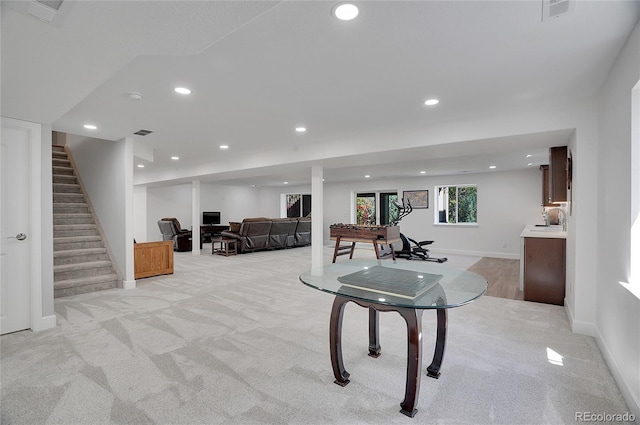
[2, 1, 639, 187]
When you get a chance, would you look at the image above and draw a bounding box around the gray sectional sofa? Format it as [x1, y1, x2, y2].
[220, 217, 311, 253]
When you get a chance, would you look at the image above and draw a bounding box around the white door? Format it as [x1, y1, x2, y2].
[0, 119, 32, 334]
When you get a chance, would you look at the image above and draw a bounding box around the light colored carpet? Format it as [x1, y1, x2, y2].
[0, 246, 632, 424]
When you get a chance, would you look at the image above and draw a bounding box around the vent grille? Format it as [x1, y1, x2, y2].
[542, 0, 575, 21]
[133, 130, 153, 136]
[37, 0, 63, 10]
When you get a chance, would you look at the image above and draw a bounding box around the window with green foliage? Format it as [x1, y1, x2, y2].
[435, 185, 477, 224]
[355, 192, 399, 225]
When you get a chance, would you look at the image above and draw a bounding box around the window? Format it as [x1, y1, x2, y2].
[356, 193, 376, 225]
[355, 191, 399, 225]
[435, 185, 477, 224]
[286, 194, 311, 218]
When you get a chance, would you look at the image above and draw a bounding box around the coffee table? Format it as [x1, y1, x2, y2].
[299, 259, 486, 417]
[211, 238, 237, 256]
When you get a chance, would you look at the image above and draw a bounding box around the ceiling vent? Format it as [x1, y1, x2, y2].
[133, 130, 153, 136]
[542, 0, 575, 21]
[27, 0, 63, 23]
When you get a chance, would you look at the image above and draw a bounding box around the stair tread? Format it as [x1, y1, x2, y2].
[54, 248, 107, 257]
[54, 235, 101, 242]
[54, 273, 118, 289]
[54, 261, 112, 272]
[54, 224, 96, 229]
[53, 202, 88, 206]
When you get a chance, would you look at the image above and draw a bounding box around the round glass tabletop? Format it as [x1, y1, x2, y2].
[300, 259, 487, 309]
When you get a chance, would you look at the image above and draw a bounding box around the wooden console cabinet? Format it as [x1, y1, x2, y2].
[523, 237, 566, 305]
[134, 241, 174, 279]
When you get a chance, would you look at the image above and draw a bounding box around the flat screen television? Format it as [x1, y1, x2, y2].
[202, 211, 221, 225]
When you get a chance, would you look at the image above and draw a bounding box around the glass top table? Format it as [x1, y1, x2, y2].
[299, 259, 487, 418]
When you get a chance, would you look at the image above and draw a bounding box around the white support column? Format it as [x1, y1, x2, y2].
[311, 166, 324, 269]
[122, 137, 136, 289]
[192, 180, 201, 255]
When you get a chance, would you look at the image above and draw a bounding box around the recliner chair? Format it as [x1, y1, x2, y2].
[157, 218, 192, 252]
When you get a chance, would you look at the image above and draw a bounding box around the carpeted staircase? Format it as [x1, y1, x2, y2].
[52, 145, 119, 297]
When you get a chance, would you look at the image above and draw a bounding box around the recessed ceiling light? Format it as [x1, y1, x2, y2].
[489, 165, 497, 169]
[333, 3, 359, 21]
[295, 127, 307, 133]
[171, 156, 179, 160]
[83, 124, 97, 130]
[365, 175, 371, 178]
[419, 171, 426, 174]
[526, 154, 533, 158]
[174, 87, 191, 95]
[527, 163, 533, 166]
[219, 145, 229, 149]
[424, 99, 439, 106]
[127, 92, 143, 100]
[283, 181, 289, 185]
[137, 164, 145, 168]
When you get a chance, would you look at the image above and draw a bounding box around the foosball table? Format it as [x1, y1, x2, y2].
[329, 224, 401, 263]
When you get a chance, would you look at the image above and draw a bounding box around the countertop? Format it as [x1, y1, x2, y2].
[520, 225, 567, 239]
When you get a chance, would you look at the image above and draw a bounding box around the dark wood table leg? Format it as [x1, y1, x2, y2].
[427, 307, 447, 379]
[330, 296, 351, 386]
[332, 236, 341, 263]
[396, 307, 423, 418]
[368, 307, 381, 357]
[372, 239, 380, 259]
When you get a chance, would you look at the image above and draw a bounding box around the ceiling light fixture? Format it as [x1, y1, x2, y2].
[419, 171, 426, 174]
[526, 154, 533, 158]
[333, 3, 359, 21]
[424, 99, 439, 106]
[365, 175, 371, 178]
[137, 164, 145, 168]
[527, 163, 533, 166]
[295, 127, 307, 133]
[284, 181, 289, 185]
[219, 145, 229, 149]
[83, 124, 97, 130]
[174, 87, 191, 95]
[171, 156, 179, 160]
[127, 92, 143, 100]
[489, 165, 497, 169]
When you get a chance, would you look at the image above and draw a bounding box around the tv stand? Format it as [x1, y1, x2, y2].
[200, 224, 230, 248]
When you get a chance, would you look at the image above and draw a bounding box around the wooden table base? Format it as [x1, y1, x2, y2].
[329, 296, 448, 417]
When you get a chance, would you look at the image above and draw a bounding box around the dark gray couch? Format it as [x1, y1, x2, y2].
[220, 217, 311, 253]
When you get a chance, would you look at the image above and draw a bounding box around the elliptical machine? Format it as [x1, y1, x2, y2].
[391, 199, 447, 263]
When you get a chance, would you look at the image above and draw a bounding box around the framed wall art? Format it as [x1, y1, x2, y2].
[403, 190, 429, 209]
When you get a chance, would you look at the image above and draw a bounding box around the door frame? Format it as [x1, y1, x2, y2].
[1, 117, 54, 332]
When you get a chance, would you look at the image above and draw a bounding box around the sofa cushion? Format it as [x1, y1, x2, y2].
[229, 222, 241, 232]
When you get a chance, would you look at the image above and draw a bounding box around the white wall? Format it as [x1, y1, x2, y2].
[595, 20, 640, 417]
[143, 183, 270, 241]
[259, 168, 542, 258]
[40, 126, 54, 318]
[66, 135, 133, 284]
[133, 186, 147, 242]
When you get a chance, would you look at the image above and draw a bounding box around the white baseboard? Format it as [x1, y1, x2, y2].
[123, 279, 136, 289]
[565, 302, 639, 417]
[564, 301, 597, 336]
[594, 328, 640, 419]
[430, 248, 520, 260]
[32, 314, 56, 332]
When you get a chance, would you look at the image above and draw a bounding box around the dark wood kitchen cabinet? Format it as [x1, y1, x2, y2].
[523, 237, 566, 305]
[540, 165, 554, 206]
[548, 146, 567, 203]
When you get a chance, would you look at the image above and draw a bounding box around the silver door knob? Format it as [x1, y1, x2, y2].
[7, 233, 27, 241]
